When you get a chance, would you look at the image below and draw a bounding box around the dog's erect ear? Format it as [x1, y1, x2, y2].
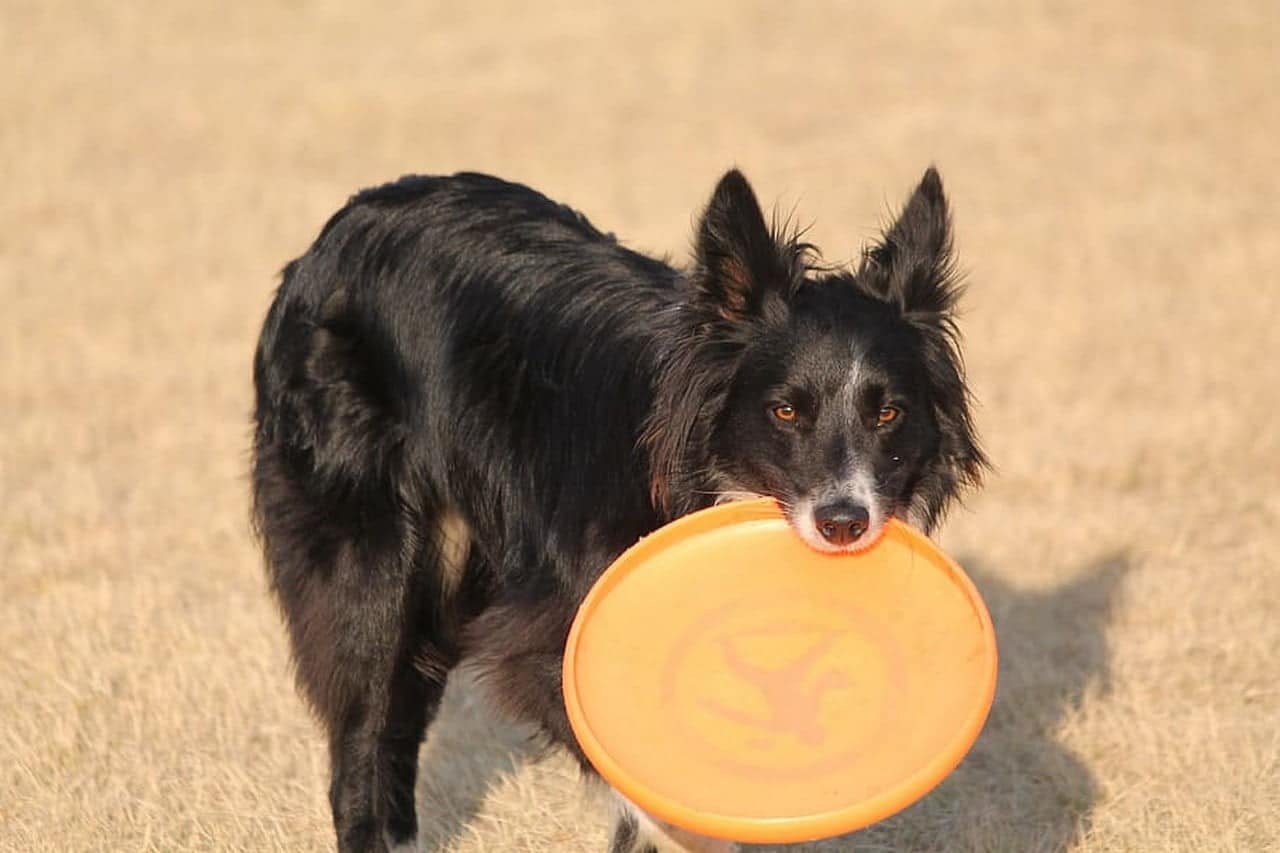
[693, 170, 801, 321]
[859, 167, 959, 316]
[861, 168, 988, 524]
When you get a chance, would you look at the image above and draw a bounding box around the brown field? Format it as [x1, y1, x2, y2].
[3, 1, 1278, 851]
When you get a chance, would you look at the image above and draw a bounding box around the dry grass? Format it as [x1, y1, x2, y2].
[3, 1, 1278, 851]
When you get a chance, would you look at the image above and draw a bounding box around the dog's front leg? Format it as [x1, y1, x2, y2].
[607, 792, 740, 853]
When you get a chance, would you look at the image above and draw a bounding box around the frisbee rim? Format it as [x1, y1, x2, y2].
[562, 498, 998, 844]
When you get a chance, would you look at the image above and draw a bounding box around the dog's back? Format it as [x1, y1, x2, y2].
[253, 172, 681, 596]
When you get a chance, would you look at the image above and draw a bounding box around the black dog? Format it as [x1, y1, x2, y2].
[251, 167, 985, 852]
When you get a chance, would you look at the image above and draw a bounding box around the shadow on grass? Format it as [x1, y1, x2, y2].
[414, 671, 541, 851]
[751, 552, 1131, 853]
[411, 554, 1129, 853]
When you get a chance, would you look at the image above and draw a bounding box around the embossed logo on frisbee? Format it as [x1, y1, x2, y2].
[661, 599, 903, 778]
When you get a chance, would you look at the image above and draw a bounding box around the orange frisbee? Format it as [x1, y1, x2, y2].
[562, 498, 997, 844]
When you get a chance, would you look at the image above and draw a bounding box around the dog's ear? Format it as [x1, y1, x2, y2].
[861, 168, 988, 524]
[859, 167, 959, 317]
[693, 170, 802, 321]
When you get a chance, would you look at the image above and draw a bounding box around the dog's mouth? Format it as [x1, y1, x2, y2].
[785, 496, 891, 555]
[713, 490, 890, 555]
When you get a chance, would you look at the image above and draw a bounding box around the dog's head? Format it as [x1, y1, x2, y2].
[647, 168, 987, 552]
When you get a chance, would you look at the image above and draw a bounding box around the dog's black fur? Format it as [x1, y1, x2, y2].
[251, 168, 986, 852]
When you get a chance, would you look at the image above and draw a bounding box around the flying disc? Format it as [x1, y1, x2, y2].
[562, 498, 997, 844]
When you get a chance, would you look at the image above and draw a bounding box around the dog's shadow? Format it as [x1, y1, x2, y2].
[751, 552, 1131, 853]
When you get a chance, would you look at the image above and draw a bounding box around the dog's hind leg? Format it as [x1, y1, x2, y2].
[326, 507, 477, 853]
[253, 280, 481, 850]
[305, 521, 466, 853]
[255, 448, 470, 851]
[326, 622, 446, 853]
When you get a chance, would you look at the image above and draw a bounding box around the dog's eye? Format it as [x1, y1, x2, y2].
[876, 406, 902, 427]
[772, 404, 797, 423]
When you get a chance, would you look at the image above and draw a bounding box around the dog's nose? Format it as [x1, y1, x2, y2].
[814, 502, 870, 546]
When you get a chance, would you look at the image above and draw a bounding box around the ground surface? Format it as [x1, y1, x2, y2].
[3, 1, 1278, 851]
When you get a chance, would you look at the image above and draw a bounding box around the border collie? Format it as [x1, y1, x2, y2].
[251, 167, 986, 852]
